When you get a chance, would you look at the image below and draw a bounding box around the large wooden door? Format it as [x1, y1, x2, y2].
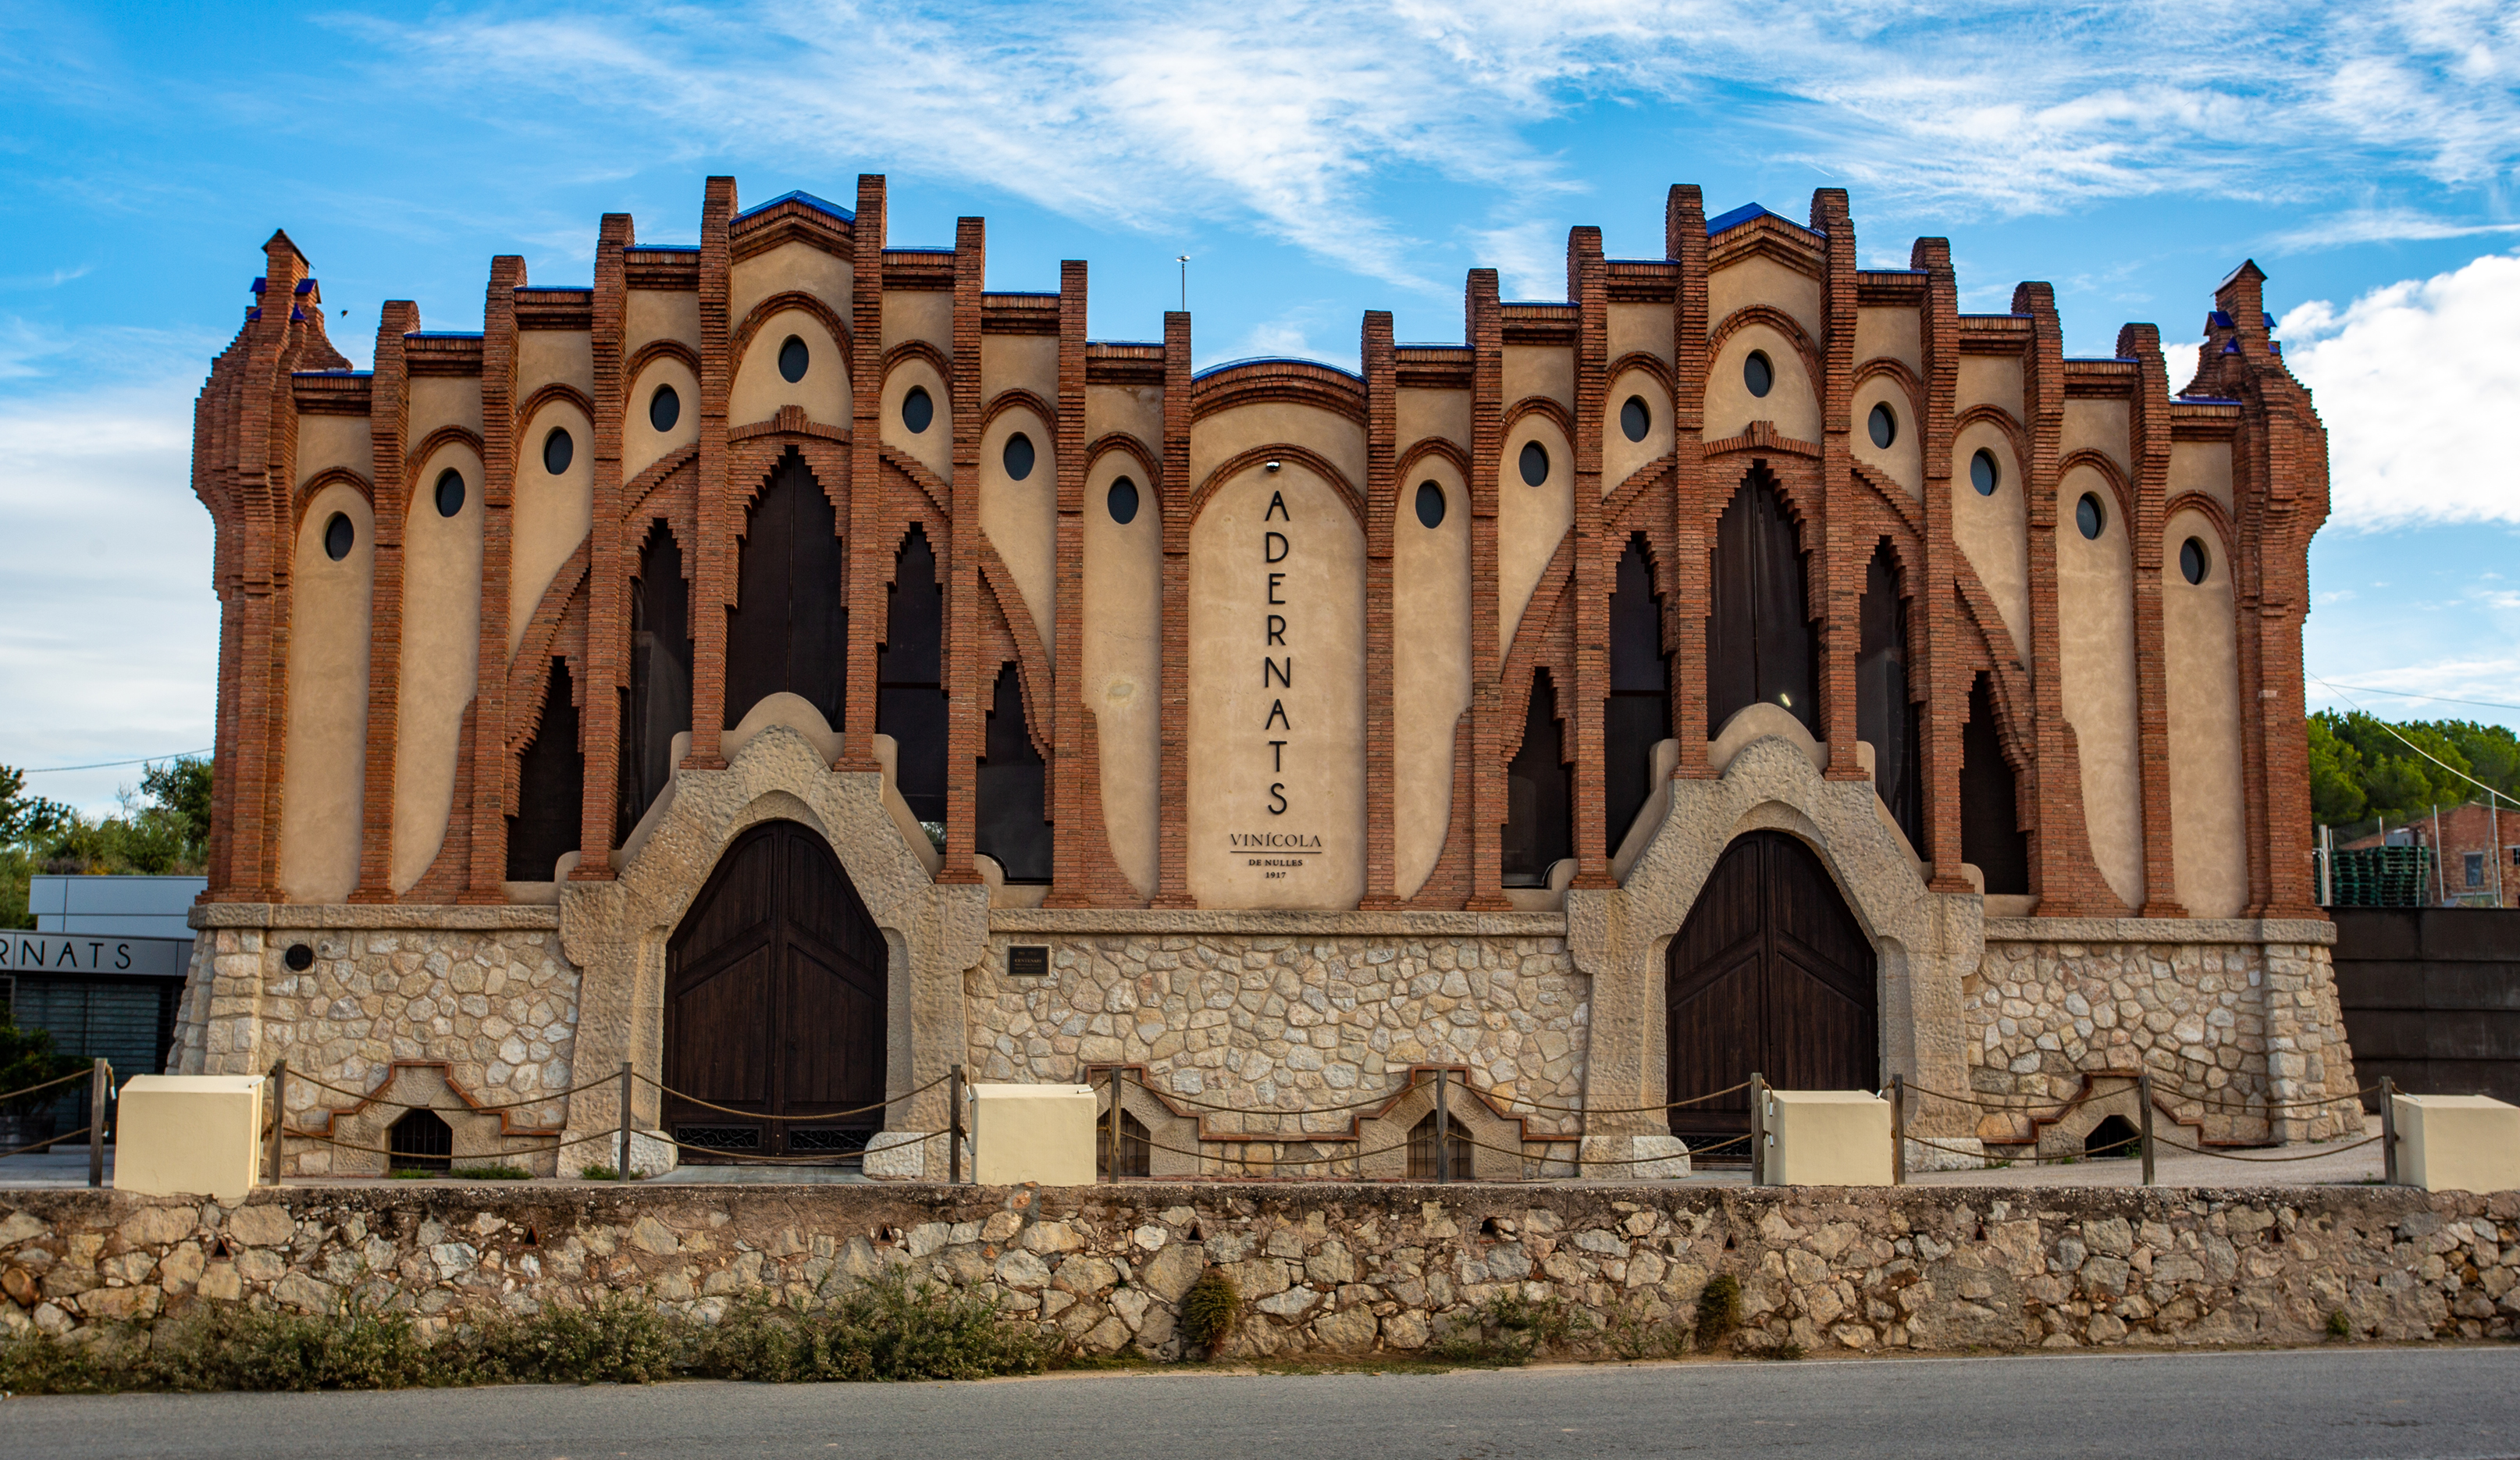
[1666, 831, 1877, 1155]
[665, 820, 887, 1161]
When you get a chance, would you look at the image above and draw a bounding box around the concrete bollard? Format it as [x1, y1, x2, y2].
[1759, 1089, 1896, 1187]
[112, 1075, 269, 1202]
[2390, 1094, 2520, 1194]
[970, 1084, 1097, 1186]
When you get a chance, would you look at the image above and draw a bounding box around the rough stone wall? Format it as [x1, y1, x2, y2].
[5, 1184, 2512, 1355]
[966, 929, 1588, 1138]
[1966, 922, 2357, 1144]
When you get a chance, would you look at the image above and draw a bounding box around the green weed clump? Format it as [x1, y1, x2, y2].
[447, 1163, 534, 1181]
[1436, 1291, 1578, 1366]
[2326, 1308, 2353, 1339]
[1692, 1273, 1742, 1354]
[696, 1270, 1045, 1383]
[1177, 1268, 1240, 1352]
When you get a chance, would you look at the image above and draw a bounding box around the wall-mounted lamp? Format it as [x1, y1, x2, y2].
[1264, 459, 1282, 472]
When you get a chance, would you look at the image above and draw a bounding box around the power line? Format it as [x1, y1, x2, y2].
[15, 748, 213, 775]
[2310, 682, 2520, 714]
[2312, 677, 2515, 810]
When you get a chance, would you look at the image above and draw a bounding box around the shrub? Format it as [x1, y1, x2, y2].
[696, 1269, 1044, 1382]
[1436, 1291, 1578, 1366]
[1692, 1273, 1742, 1354]
[580, 1163, 621, 1180]
[1177, 1269, 1240, 1351]
[447, 1163, 533, 1181]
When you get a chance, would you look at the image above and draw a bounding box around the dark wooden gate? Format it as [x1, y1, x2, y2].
[664, 820, 888, 1160]
[1666, 831, 1878, 1155]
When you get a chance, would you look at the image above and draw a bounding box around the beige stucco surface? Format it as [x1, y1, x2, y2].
[1391, 463, 1471, 898]
[2063, 398, 2130, 476]
[981, 335, 1058, 411]
[625, 289, 699, 358]
[408, 377, 482, 444]
[1082, 450, 1162, 897]
[1603, 367, 1672, 496]
[979, 405, 1056, 652]
[2170, 439, 2234, 515]
[1704, 324, 1821, 442]
[1504, 346, 1571, 413]
[280, 482, 373, 903]
[2056, 467, 2144, 909]
[294, 415, 372, 488]
[625, 358, 700, 484]
[881, 358, 952, 482]
[518, 330, 593, 402]
[1957, 355, 2024, 422]
[2163, 509, 2248, 918]
[1498, 418, 1572, 652]
[1395, 388, 1468, 454]
[393, 442, 485, 891]
[1855, 307, 1921, 375]
[1187, 465, 1365, 909]
[730, 240, 852, 334]
[882, 289, 952, 355]
[1188, 401, 1365, 507]
[111, 1076, 265, 1202]
[1607, 303, 1674, 367]
[508, 402, 592, 660]
[1850, 374, 1923, 497]
[729, 309, 848, 428]
[1710, 255, 1824, 344]
[1951, 422, 2029, 653]
[1085, 384, 1162, 461]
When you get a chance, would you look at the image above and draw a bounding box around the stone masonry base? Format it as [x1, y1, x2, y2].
[5, 1182, 2514, 1356]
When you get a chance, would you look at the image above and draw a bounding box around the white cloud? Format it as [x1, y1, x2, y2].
[2280, 250, 2520, 529]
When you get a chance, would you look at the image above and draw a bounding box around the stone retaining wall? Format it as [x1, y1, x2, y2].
[5, 1182, 2511, 1356]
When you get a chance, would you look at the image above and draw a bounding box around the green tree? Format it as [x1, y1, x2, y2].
[2306, 714, 2368, 825]
[2308, 710, 2520, 828]
[0, 1004, 80, 1110]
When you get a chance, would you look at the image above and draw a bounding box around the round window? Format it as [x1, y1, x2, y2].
[2180, 536, 2209, 585]
[2076, 492, 2105, 540]
[1518, 440, 1550, 486]
[1004, 432, 1035, 481]
[1744, 351, 1774, 399]
[322, 511, 354, 562]
[1415, 481, 1446, 529]
[1107, 475, 1139, 525]
[1868, 401, 1897, 449]
[1970, 448, 2000, 497]
[1619, 395, 1650, 443]
[649, 383, 680, 433]
[433, 468, 465, 518]
[902, 384, 934, 434]
[778, 335, 809, 383]
[543, 427, 573, 475]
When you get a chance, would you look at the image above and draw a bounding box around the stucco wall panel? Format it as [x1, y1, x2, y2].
[1188, 402, 1365, 505]
[1086, 384, 1162, 460]
[294, 415, 372, 489]
[1855, 307, 1921, 375]
[518, 331, 593, 401]
[882, 358, 952, 482]
[1705, 324, 1821, 442]
[979, 406, 1057, 652]
[1851, 374, 1923, 498]
[625, 358, 700, 483]
[2063, 398, 2131, 477]
[982, 335, 1058, 411]
[1391, 463, 1472, 898]
[1082, 450, 1162, 897]
[408, 377, 482, 443]
[510, 402, 593, 661]
[1952, 423, 2029, 650]
[1607, 303, 1674, 367]
[1958, 354, 2025, 422]
[279, 482, 374, 904]
[1710, 255, 1824, 344]
[730, 240, 852, 330]
[625, 290, 699, 358]
[1396, 388, 1469, 454]
[729, 309, 848, 428]
[883, 290, 952, 355]
[1603, 368, 1673, 496]
[2171, 440, 2234, 515]
[393, 443, 484, 892]
[2057, 465, 2144, 910]
[1498, 418, 1574, 651]
[1504, 346, 1572, 414]
[2163, 511, 2249, 918]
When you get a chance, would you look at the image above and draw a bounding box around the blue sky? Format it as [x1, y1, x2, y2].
[5, 0, 2518, 812]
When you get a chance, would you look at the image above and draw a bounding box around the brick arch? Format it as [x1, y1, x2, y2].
[516, 381, 594, 430]
[625, 337, 700, 381]
[2059, 447, 2137, 531]
[1954, 404, 2032, 474]
[1708, 304, 1826, 393]
[982, 388, 1055, 435]
[1606, 351, 1673, 393]
[1395, 435, 1471, 486]
[404, 425, 486, 509]
[1175, 443, 1366, 551]
[1503, 394, 1575, 437]
[1086, 433, 1162, 500]
[731, 290, 856, 383]
[293, 465, 373, 528]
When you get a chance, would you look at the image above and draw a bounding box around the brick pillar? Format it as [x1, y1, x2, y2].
[1567, 230, 1617, 886]
[1664, 187, 1713, 778]
[685, 177, 735, 770]
[351, 301, 418, 901]
[1913, 239, 1972, 892]
[842, 174, 888, 773]
[1464, 271, 1511, 910]
[2121, 322, 2185, 917]
[1152, 312, 1196, 907]
[575, 212, 633, 881]
[1360, 311, 1401, 906]
[937, 216, 986, 885]
[1813, 191, 1867, 782]
[461, 255, 525, 903]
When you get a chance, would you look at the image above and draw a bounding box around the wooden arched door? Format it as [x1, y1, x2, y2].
[1666, 831, 1877, 1155]
[665, 820, 887, 1161]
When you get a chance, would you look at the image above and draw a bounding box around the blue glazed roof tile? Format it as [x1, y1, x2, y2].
[734, 189, 854, 223]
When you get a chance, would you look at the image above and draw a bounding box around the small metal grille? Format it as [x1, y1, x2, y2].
[675, 1126, 761, 1152]
[787, 1128, 870, 1155]
[389, 1109, 454, 1174]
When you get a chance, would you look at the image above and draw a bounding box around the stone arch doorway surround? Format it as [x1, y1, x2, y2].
[664, 818, 887, 1160]
[1566, 715, 1983, 1173]
[553, 710, 986, 1175]
[1664, 830, 1878, 1154]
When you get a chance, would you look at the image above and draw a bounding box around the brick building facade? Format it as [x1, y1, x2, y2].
[169, 178, 2357, 1177]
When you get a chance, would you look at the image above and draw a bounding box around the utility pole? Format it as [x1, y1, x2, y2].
[1176, 255, 1188, 314]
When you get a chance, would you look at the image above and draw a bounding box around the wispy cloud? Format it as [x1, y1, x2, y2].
[2271, 210, 2520, 252]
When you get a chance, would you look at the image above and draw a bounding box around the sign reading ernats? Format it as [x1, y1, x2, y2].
[1188, 468, 1366, 907]
[0, 933, 193, 980]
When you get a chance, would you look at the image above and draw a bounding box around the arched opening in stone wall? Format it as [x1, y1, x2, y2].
[1097, 1106, 1151, 1180]
[618, 520, 692, 842]
[507, 658, 582, 881]
[1666, 831, 1877, 1156]
[1605, 536, 1669, 853]
[724, 449, 846, 732]
[1408, 1109, 1474, 1180]
[879, 525, 948, 827]
[1961, 673, 2030, 895]
[664, 819, 887, 1161]
[1707, 468, 1815, 735]
[976, 662, 1051, 882]
[1503, 668, 1571, 887]
[387, 1108, 454, 1175]
[1857, 541, 1921, 850]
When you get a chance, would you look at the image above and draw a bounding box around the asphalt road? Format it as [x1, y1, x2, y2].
[4, 1346, 2515, 1460]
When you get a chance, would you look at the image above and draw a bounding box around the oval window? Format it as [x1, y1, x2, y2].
[777, 334, 809, 383]
[649, 383, 680, 433]
[1868, 401, 1897, 449]
[322, 511, 354, 562]
[2180, 536, 2209, 585]
[1415, 481, 1446, 529]
[1518, 440, 1550, 486]
[2076, 492, 2105, 540]
[902, 384, 934, 434]
[433, 468, 465, 518]
[1004, 432, 1035, 481]
[1107, 475, 1139, 525]
[1744, 351, 1774, 399]
[542, 427, 573, 475]
[1619, 395, 1650, 443]
[1970, 448, 2000, 497]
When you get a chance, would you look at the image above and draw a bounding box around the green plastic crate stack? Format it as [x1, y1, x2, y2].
[2326, 846, 2436, 906]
